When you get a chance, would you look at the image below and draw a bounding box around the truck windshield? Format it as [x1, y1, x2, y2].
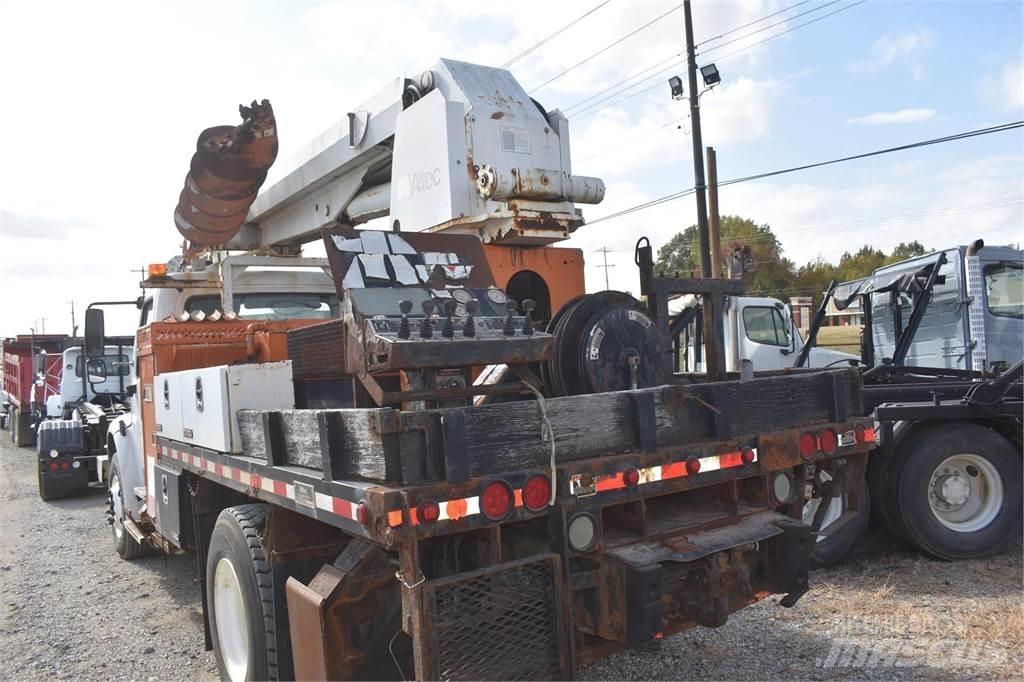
[985, 264, 1023, 318]
[185, 293, 339, 320]
[75, 354, 131, 377]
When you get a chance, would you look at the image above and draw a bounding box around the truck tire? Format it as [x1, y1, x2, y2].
[896, 424, 1022, 561]
[805, 472, 871, 568]
[109, 461, 149, 560]
[11, 409, 23, 447]
[206, 504, 278, 682]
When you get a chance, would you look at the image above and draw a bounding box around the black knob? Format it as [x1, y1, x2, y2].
[420, 299, 435, 338]
[463, 299, 478, 338]
[522, 298, 536, 336]
[442, 300, 456, 338]
[398, 299, 412, 339]
[503, 298, 518, 336]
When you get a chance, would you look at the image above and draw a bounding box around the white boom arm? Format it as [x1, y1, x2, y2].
[231, 59, 605, 250]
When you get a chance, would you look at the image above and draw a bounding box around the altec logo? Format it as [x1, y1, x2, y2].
[408, 168, 442, 196]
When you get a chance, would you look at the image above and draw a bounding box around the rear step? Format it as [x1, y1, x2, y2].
[123, 516, 148, 545]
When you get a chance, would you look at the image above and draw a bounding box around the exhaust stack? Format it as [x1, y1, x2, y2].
[174, 100, 278, 247]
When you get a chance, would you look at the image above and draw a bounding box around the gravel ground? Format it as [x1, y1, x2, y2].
[0, 433, 1020, 680]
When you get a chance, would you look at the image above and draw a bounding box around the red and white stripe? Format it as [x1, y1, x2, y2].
[586, 449, 757, 495]
[159, 445, 361, 522]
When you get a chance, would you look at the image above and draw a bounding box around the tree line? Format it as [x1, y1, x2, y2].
[653, 215, 929, 307]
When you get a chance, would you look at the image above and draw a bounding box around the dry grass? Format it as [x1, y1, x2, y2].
[814, 325, 863, 356]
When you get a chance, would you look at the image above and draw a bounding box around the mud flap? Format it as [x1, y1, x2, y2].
[773, 518, 811, 607]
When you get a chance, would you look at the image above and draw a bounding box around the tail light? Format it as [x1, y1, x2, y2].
[481, 480, 514, 520]
[685, 456, 701, 475]
[522, 475, 551, 511]
[799, 432, 817, 459]
[622, 468, 640, 487]
[417, 501, 440, 523]
[61, 461, 70, 470]
[355, 502, 369, 526]
[855, 424, 875, 443]
[49, 462, 58, 471]
[740, 447, 756, 464]
[820, 428, 838, 455]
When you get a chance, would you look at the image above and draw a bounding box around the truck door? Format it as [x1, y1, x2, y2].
[738, 304, 792, 371]
[980, 259, 1024, 371]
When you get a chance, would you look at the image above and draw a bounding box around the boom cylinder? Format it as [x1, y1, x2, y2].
[174, 100, 278, 247]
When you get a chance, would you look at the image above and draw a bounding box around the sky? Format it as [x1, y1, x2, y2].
[1, 0, 1022, 334]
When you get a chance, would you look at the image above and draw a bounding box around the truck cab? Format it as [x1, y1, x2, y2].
[45, 344, 135, 418]
[864, 244, 1022, 372]
[671, 294, 858, 373]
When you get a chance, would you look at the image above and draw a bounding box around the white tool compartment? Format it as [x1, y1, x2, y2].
[154, 361, 294, 453]
[154, 373, 183, 441]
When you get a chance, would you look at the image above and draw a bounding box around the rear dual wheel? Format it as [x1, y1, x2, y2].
[207, 504, 278, 682]
[890, 425, 1020, 561]
[803, 465, 871, 568]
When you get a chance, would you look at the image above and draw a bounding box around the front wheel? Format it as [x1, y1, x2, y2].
[896, 424, 1021, 561]
[109, 461, 149, 560]
[206, 504, 278, 682]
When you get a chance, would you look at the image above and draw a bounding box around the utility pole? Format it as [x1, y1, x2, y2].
[683, 0, 712, 278]
[69, 300, 78, 337]
[38, 317, 46, 335]
[706, 147, 722, 278]
[595, 247, 615, 290]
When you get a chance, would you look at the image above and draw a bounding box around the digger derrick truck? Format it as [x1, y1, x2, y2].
[100, 59, 877, 681]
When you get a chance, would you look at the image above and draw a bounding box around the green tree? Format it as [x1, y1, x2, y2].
[654, 215, 793, 294]
[835, 245, 887, 283]
[886, 240, 929, 264]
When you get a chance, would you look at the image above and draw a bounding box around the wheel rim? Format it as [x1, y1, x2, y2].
[928, 453, 1003, 533]
[213, 557, 251, 681]
[109, 473, 125, 542]
[803, 493, 844, 542]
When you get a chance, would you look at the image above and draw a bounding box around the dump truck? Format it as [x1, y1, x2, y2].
[101, 59, 877, 681]
[2, 334, 67, 447]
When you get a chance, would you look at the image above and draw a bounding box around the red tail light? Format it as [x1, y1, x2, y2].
[740, 447, 756, 464]
[522, 475, 551, 511]
[799, 432, 817, 459]
[820, 428, 838, 455]
[622, 468, 640, 487]
[355, 502, 369, 526]
[685, 456, 701, 475]
[481, 481, 514, 520]
[417, 501, 440, 523]
[49, 462, 58, 471]
[61, 461, 70, 470]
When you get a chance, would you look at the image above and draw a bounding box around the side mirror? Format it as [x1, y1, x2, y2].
[86, 358, 108, 384]
[33, 350, 47, 374]
[84, 308, 105, 358]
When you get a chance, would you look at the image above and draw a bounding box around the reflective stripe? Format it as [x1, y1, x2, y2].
[592, 449, 757, 493]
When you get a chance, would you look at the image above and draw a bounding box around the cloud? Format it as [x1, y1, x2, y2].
[0, 211, 89, 240]
[849, 29, 936, 79]
[980, 59, 1024, 112]
[846, 108, 936, 125]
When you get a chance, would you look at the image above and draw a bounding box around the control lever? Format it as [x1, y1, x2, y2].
[442, 300, 456, 338]
[398, 300, 412, 339]
[463, 299, 478, 337]
[522, 299, 536, 336]
[503, 299, 518, 336]
[420, 300, 435, 339]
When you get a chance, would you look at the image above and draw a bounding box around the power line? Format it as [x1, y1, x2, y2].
[696, 0, 814, 47]
[566, 0, 864, 120]
[595, 247, 616, 289]
[502, 1, 613, 68]
[698, 0, 844, 56]
[586, 121, 1024, 225]
[528, 2, 684, 93]
[705, 0, 868, 62]
[579, 115, 688, 161]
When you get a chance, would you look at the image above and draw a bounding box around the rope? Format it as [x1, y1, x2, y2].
[523, 383, 558, 506]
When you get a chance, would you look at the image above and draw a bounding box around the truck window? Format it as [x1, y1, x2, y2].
[75, 354, 131, 377]
[185, 293, 340, 320]
[984, 264, 1023, 318]
[742, 306, 790, 347]
[139, 297, 153, 326]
